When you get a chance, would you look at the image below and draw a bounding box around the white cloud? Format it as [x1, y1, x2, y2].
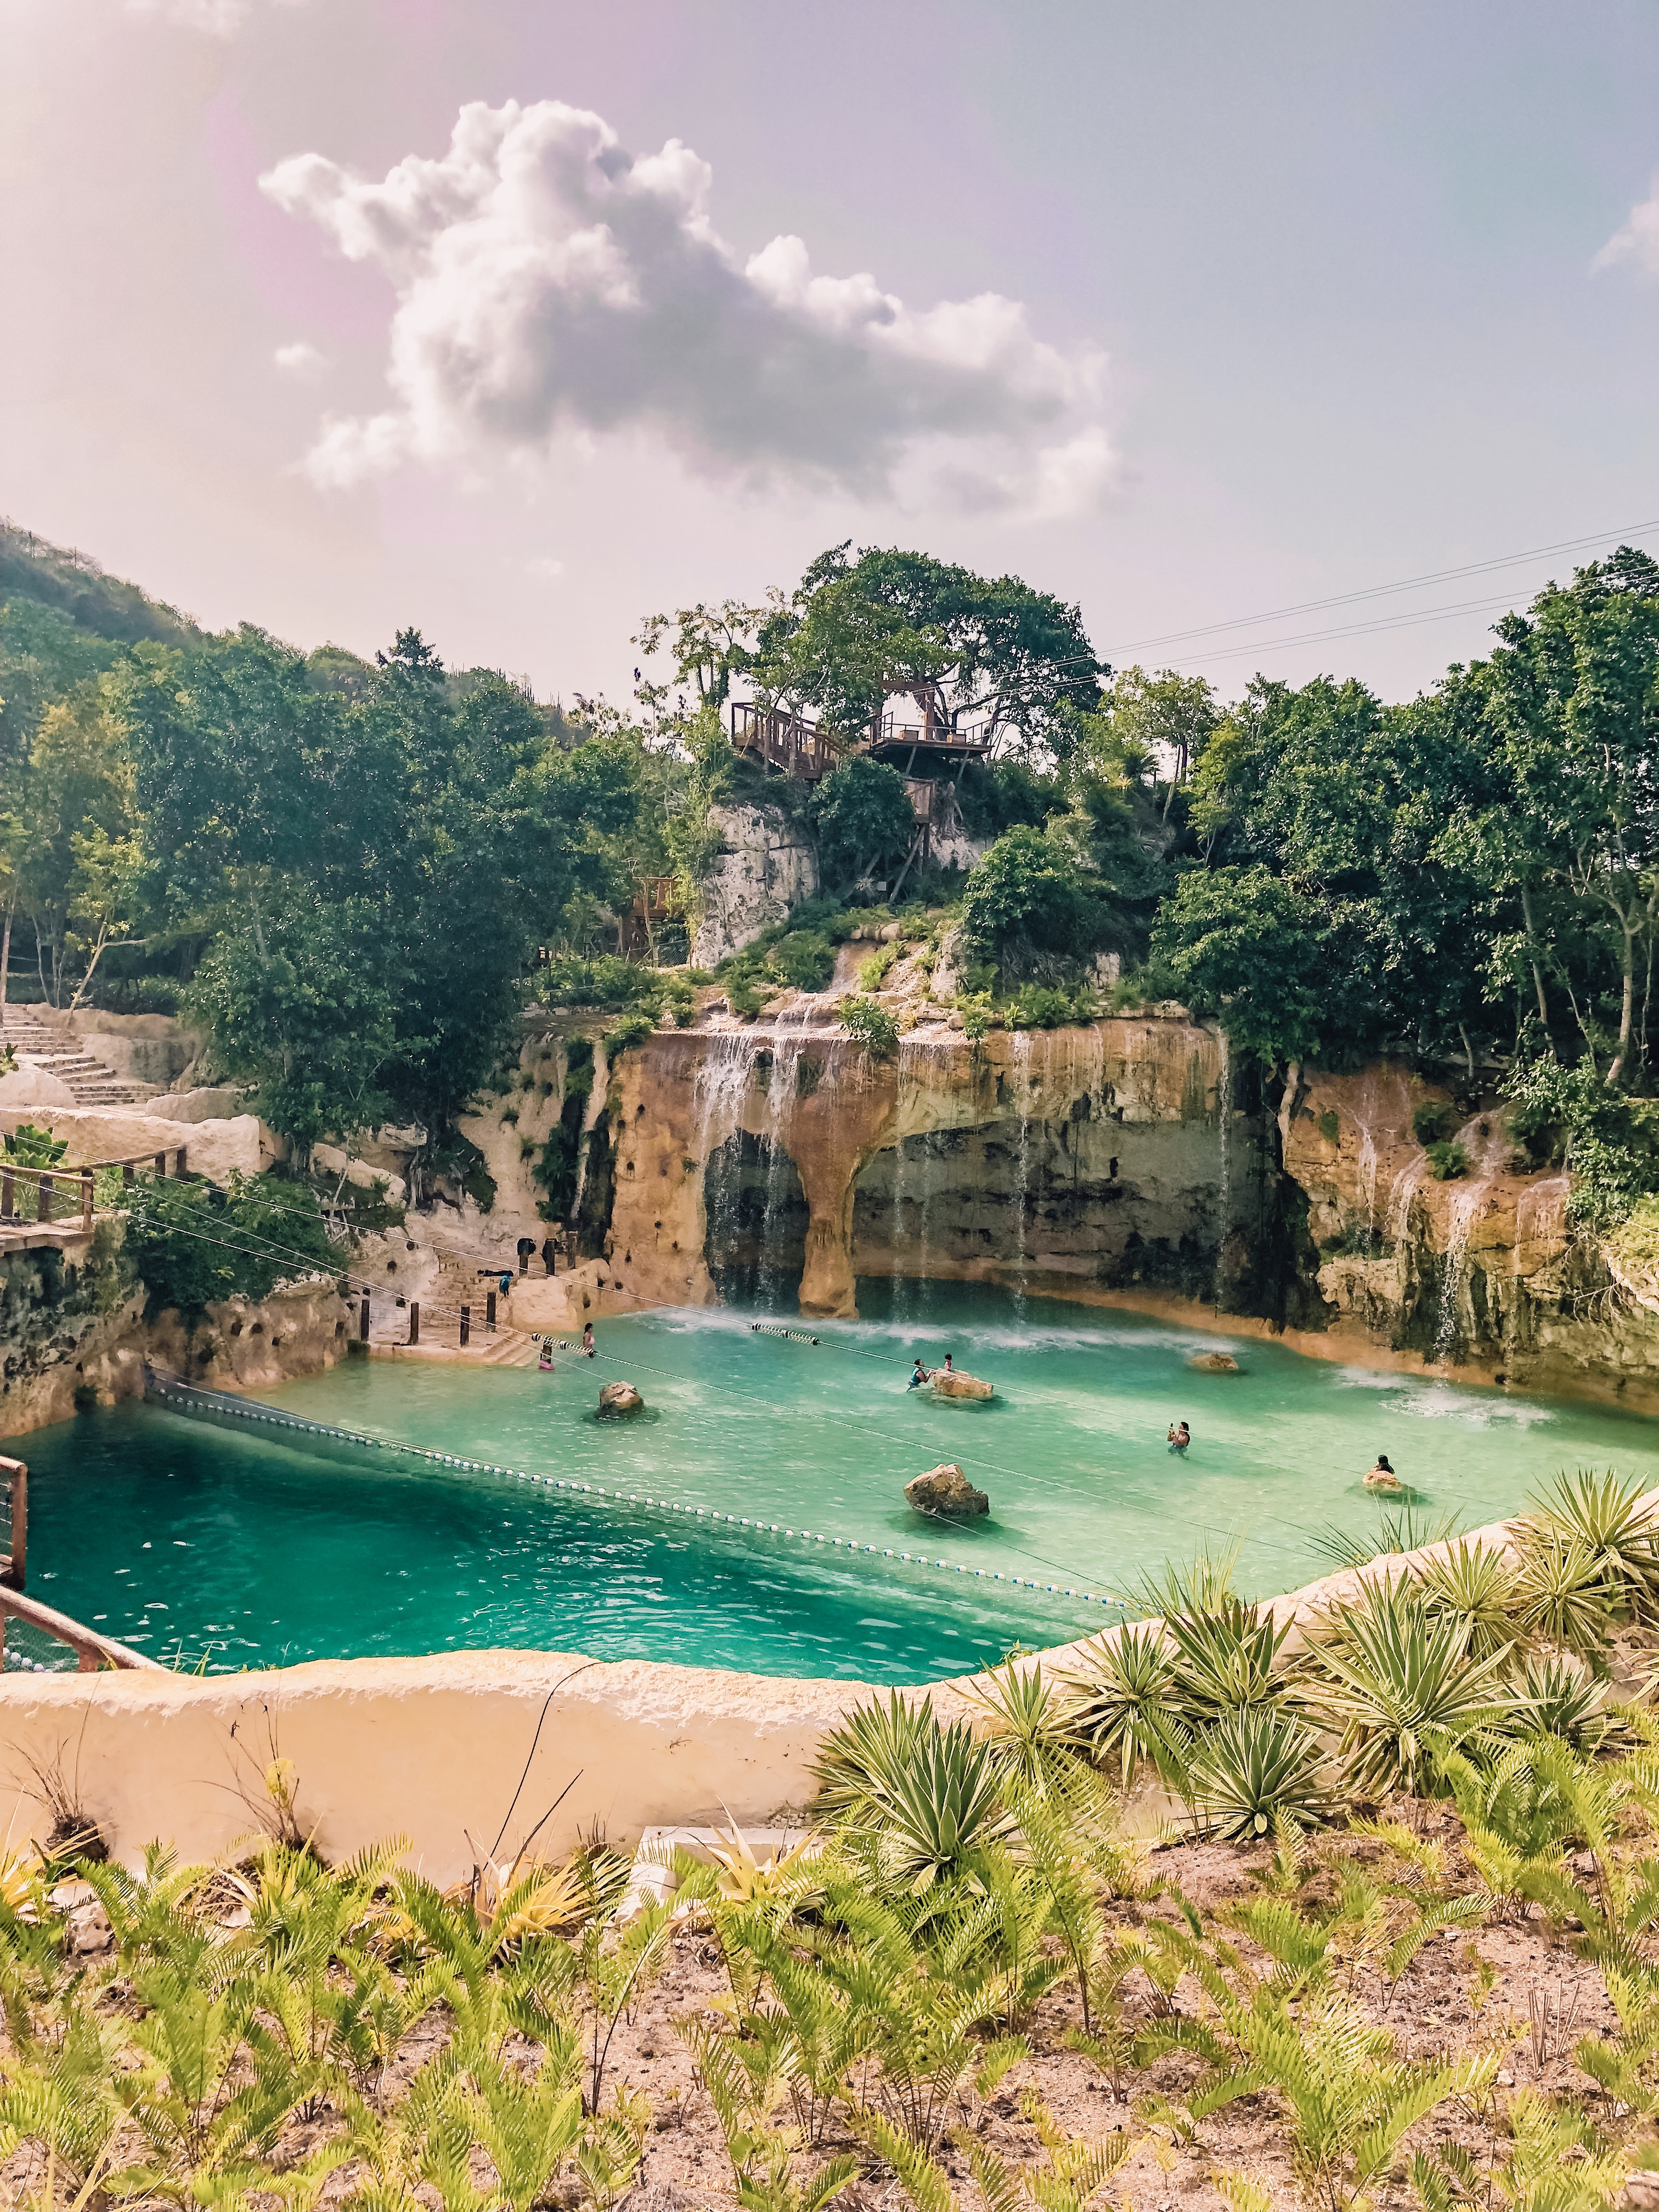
[273, 340, 327, 380]
[528, 555, 566, 582]
[259, 99, 1113, 516]
[126, 0, 302, 30]
[1592, 174, 1659, 279]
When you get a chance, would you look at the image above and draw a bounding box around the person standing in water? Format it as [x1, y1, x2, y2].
[910, 1359, 930, 1389]
[582, 1323, 595, 1358]
[1167, 1420, 1190, 1453]
[1365, 1453, 1402, 1491]
[538, 1340, 554, 1373]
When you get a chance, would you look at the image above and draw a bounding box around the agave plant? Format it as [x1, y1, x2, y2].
[1059, 1626, 1177, 1790]
[1182, 1707, 1338, 1841]
[1166, 1598, 1294, 1723]
[1521, 1468, 1659, 1623]
[965, 1662, 1091, 1795]
[1301, 1575, 1516, 1799]
[1506, 1652, 1626, 1753]
[811, 1693, 1011, 1886]
[1511, 1526, 1621, 1654]
[1415, 1539, 1522, 1661]
[1308, 1507, 1459, 1573]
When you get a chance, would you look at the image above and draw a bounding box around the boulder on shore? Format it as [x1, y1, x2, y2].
[1188, 1350, 1241, 1373]
[597, 1380, 645, 1417]
[932, 1369, 994, 1401]
[905, 1463, 989, 1519]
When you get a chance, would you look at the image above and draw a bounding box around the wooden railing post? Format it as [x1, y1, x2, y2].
[0, 1166, 12, 1217]
[1, 1456, 26, 1589]
[123, 1161, 135, 1187]
[408, 1302, 420, 1346]
[81, 1169, 94, 1229]
[176, 1147, 187, 1178]
[460, 1305, 470, 1347]
[154, 1152, 166, 1178]
[37, 1172, 52, 1223]
[486, 1290, 496, 1333]
[359, 1295, 370, 1342]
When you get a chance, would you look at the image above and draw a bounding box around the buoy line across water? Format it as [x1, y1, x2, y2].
[142, 1372, 1123, 1614]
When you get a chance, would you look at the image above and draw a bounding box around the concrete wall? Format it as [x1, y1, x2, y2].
[0, 1502, 1579, 1880]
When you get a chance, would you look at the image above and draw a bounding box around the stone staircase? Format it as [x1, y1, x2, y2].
[0, 1014, 157, 1105]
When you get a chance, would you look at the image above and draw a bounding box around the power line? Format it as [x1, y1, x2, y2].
[1111, 516, 1659, 651]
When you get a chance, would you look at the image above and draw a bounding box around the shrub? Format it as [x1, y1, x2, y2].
[726, 977, 768, 1019]
[960, 826, 1103, 960]
[808, 757, 918, 891]
[1412, 1100, 1457, 1146]
[857, 943, 901, 991]
[770, 929, 837, 991]
[540, 953, 654, 1010]
[958, 991, 994, 1043]
[1007, 982, 1098, 1030]
[603, 1006, 657, 1054]
[1425, 1139, 1469, 1181]
[840, 995, 900, 1058]
[1317, 1107, 1340, 1144]
[1, 1123, 67, 1168]
[124, 1171, 336, 1314]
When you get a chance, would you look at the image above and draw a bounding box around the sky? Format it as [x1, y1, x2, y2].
[1, 0, 1657, 714]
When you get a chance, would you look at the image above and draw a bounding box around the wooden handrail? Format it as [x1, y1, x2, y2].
[0, 1586, 163, 1672]
[0, 1148, 189, 1230]
[0, 1454, 24, 1588]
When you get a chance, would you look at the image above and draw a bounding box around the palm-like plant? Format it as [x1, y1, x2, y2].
[1416, 1539, 1522, 1661]
[1059, 1625, 1177, 1790]
[1410, 2090, 1628, 2212]
[1183, 1707, 1338, 1841]
[1301, 1575, 1516, 1798]
[811, 1694, 1010, 1886]
[1521, 1468, 1659, 1622]
[1511, 1527, 1620, 1653]
[1166, 1599, 1294, 1723]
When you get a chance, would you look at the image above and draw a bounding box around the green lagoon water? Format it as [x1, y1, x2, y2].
[18, 1282, 1659, 1681]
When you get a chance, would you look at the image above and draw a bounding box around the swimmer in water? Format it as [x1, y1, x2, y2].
[1167, 1420, 1191, 1453]
[910, 1359, 929, 1389]
[1365, 1452, 1403, 1491]
[538, 1341, 554, 1373]
[582, 1323, 595, 1358]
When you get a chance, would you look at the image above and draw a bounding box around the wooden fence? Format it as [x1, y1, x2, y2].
[0, 1146, 190, 1231]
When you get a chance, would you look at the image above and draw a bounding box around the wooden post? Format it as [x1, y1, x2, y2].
[460, 1305, 471, 1347]
[176, 1147, 187, 1178]
[81, 1168, 94, 1228]
[486, 1290, 496, 1333]
[123, 1162, 135, 1187]
[1, 1166, 12, 1217]
[2, 1457, 26, 1589]
[154, 1152, 166, 1178]
[408, 1302, 420, 1346]
[359, 1296, 370, 1342]
[37, 1172, 52, 1223]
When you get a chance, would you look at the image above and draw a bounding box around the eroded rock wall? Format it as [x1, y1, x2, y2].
[1282, 1064, 1659, 1406]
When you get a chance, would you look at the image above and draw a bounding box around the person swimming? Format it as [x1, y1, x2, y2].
[1167, 1420, 1191, 1453]
[1365, 1452, 1403, 1491]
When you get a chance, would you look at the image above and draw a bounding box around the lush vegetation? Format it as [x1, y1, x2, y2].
[6, 518, 1659, 1228]
[9, 1469, 1659, 2211]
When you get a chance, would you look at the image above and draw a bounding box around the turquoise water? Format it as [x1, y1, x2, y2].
[18, 1283, 1659, 1680]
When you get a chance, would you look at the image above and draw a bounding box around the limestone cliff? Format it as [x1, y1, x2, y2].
[1280, 1064, 1659, 1407]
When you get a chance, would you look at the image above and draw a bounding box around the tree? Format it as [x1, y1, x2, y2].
[10, 686, 140, 1005]
[1149, 865, 1372, 1069]
[749, 544, 1106, 758]
[1479, 550, 1659, 1082]
[808, 758, 918, 891]
[123, 1172, 335, 1316]
[960, 825, 1105, 963]
[1094, 664, 1220, 816]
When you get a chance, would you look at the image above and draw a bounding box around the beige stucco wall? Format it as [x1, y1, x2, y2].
[0, 1498, 1597, 1881]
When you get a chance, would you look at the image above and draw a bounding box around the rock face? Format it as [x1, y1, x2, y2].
[1188, 1350, 1240, 1372]
[904, 1462, 989, 1518]
[932, 1369, 994, 1401]
[597, 1379, 645, 1417]
[691, 805, 819, 968]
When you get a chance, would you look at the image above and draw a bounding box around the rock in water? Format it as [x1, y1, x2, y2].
[597, 1380, 645, 1417]
[905, 1462, 989, 1519]
[932, 1369, 994, 1401]
[1188, 1350, 1241, 1373]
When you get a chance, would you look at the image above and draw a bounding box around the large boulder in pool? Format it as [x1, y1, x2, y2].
[597, 1380, 645, 1418]
[933, 1369, 994, 1401]
[905, 1462, 989, 1520]
[1188, 1350, 1241, 1373]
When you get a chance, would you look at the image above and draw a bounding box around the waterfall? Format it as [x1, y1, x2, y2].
[755, 1006, 813, 1305]
[692, 1030, 768, 1266]
[1216, 1036, 1232, 1300]
[1011, 1030, 1035, 1316]
[1430, 1118, 1504, 1364]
